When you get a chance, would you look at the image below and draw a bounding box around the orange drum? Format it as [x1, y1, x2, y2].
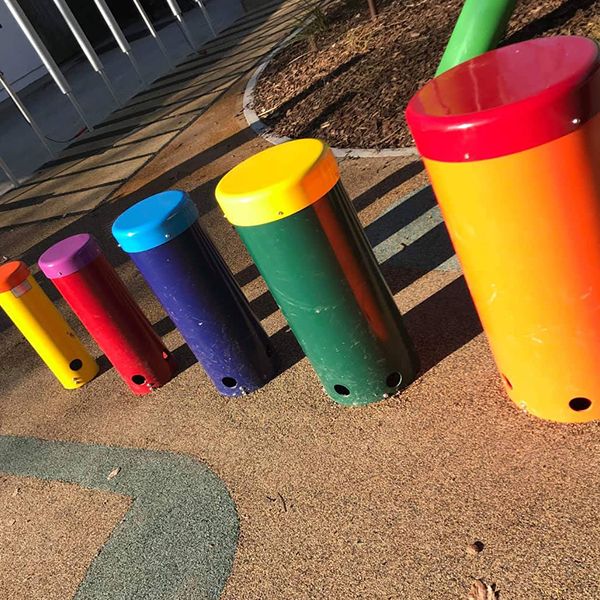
[407, 36, 600, 422]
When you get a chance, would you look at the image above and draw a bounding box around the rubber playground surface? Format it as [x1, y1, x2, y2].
[1, 1, 600, 599]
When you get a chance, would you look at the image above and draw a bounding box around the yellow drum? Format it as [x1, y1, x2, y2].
[0, 261, 98, 389]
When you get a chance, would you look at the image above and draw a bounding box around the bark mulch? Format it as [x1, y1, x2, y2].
[252, 0, 600, 149]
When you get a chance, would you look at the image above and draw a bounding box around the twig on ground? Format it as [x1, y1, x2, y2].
[277, 492, 288, 512]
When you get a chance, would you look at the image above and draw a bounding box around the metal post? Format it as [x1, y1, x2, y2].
[166, 0, 196, 50]
[3, 0, 92, 130]
[132, 0, 174, 68]
[194, 0, 216, 38]
[51, 0, 120, 106]
[0, 156, 18, 187]
[0, 72, 55, 157]
[99, 71, 120, 105]
[66, 92, 93, 131]
[92, 0, 145, 83]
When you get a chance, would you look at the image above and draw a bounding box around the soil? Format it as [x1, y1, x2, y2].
[252, 0, 600, 149]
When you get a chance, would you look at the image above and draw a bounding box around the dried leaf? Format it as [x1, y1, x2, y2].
[468, 579, 498, 600]
[107, 467, 121, 481]
[466, 540, 485, 555]
[11, 487, 19, 497]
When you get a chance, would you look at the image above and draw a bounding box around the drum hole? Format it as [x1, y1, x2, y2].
[222, 377, 237, 388]
[132, 375, 146, 385]
[502, 374, 512, 390]
[386, 372, 402, 388]
[69, 359, 83, 371]
[334, 384, 350, 396]
[569, 397, 592, 412]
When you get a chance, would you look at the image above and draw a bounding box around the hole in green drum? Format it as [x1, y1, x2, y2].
[386, 372, 402, 388]
[222, 377, 237, 388]
[69, 359, 83, 371]
[569, 397, 592, 412]
[132, 374, 146, 385]
[334, 384, 350, 396]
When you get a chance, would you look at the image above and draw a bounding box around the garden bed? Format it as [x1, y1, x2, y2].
[252, 0, 600, 149]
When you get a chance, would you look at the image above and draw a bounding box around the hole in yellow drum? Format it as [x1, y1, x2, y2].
[69, 359, 83, 371]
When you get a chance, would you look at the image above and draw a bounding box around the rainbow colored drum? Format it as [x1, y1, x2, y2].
[0, 261, 98, 389]
[39, 234, 176, 395]
[216, 139, 418, 406]
[407, 36, 600, 422]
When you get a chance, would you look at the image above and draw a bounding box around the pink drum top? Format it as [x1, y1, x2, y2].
[38, 233, 102, 280]
[406, 36, 600, 161]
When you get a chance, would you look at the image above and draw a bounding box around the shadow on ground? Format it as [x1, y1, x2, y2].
[0, 134, 479, 387]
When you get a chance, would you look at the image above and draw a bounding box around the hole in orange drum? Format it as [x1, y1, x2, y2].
[502, 374, 512, 390]
[569, 397, 592, 412]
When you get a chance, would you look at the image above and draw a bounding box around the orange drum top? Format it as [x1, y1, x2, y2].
[406, 36, 600, 161]
[0, 261, 29, 293]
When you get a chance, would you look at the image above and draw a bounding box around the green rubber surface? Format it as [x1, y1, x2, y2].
[0, 435, 239, 600]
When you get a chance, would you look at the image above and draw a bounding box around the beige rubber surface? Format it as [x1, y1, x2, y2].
[0, 3, 599, 597]
[0, 475, 130, 600]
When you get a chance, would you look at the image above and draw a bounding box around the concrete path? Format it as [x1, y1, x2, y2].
[0, 0, 308, 261]
[0, 0, 245, 182]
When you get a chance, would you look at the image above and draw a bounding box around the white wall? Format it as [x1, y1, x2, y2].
[0, 2, 45, 93]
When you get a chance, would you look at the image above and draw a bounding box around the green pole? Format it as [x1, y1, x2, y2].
[436, 0, 517, 76]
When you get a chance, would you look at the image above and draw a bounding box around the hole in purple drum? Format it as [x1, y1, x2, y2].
[222, 377, 237, 388]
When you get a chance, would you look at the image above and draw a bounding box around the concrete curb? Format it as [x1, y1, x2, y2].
[242, 19, 420, 159]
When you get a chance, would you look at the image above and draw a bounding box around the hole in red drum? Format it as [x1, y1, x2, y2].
[569, 397, 592, 412]
[502, 374, 512, 390]
[132, 374, 146, 385]
[69, 359, 83, 371]
[222, 377, 237, 388]
[386, 372, 402, 388]
[334, 384, 350, 396]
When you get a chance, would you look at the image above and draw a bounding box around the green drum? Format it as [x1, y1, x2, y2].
[216, 139, 418, 406]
